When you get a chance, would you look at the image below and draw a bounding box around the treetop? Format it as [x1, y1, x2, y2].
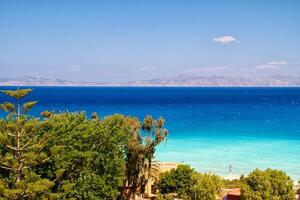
[0, 88, 33, 100]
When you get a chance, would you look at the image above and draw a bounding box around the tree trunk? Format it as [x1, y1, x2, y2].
[16, 97, 21, 183]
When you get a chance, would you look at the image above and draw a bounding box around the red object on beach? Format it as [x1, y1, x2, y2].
[227, 188, 241, 200]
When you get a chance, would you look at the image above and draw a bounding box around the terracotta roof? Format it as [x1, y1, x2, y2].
[228, 188, 241, 196]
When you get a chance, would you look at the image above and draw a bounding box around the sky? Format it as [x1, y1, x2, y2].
[0, 0, 300, 82]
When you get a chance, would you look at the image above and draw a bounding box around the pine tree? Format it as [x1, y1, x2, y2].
[0, 88, 55, 199]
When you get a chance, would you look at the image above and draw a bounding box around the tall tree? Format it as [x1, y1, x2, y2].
[119, 116, 168, 200]
[0, 88, 54, 199]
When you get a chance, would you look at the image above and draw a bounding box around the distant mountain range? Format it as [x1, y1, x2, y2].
[0, 76, 105, 86]
[1, 75, 300, 87]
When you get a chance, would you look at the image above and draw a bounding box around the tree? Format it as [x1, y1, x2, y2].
[241, 168, 295, 200]
[222, 176, 245, 189]
[157, 165, 194, 197]
[0, 88, 55, 199]
[191, 173, 222, 200]
[119, 115, 168, 200]
[39, 113, 167, 200]
[0, 88, 169, 199]
[298, 180, 300, 198]
[39, 112, 132, 199]
[157, 165, 222, 200]
[148, 161, 161, 184]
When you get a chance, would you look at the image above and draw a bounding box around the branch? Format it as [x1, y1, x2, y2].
[21, 131, 34, 138]
[22, 156, 53, 170]
[0, 165, 16, 171]
[18, 162, 23, 171]
[20, 142, 30, 150]
[4, 131, 16, 137]
[40, 156, 53, 164]
[5, 144, 18, 151]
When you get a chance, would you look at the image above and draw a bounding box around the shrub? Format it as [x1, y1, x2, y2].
[191, 173, 222, 200]
[157, 165, 194, 196]
[222, 176, 246, 189]
[241, 169, 295, 200]
[157, 165, 222, 200]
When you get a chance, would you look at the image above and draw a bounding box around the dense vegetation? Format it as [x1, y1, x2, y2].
[158, 166, 296, 200]
[0, 88, 168, 199]
[157, 165, 222, 200]
[241, 169, 295, 200]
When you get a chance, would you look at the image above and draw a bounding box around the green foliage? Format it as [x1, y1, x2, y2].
[241, 169, 295, 200]
[1, 88, 168, 199]
[0, 102, 15, 114]
[191, 173, 222, 200]
[0, 170, 54, 199]
[34, 112, 166, 199]
[120, 115, 168, 199]
[0, 88, 54, 199]
[39, 112, 131, 199]
[23, 101, 38, 113]
[222, 176, 245, 189]
[40, 111, 54, 118]
[157, 165, 194, 197]
[156, 193, 175, 200]
[157, 165, 222, 200]
[0, 89, 32, 100]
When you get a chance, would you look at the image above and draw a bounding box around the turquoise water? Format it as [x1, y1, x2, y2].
[0, 87, 300, 180]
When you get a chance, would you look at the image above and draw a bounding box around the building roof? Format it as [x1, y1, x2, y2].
[157, 162, 178, 173]
[228, 188, 241, 196]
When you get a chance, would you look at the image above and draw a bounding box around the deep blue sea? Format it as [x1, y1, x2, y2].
[1, 87, 300, 180]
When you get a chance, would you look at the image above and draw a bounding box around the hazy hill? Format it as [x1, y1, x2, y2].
[0, 76, 103, 86]
[124, 75, 300, 86]
[1, 75, 300, 86]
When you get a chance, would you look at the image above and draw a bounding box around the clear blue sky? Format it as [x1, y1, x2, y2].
[1, 0, 299, 82]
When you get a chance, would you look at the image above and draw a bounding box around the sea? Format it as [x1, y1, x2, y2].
[0, 86, 300, 181]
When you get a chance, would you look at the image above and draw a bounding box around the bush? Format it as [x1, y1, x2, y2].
[241, 169, 295, 200]
[191, 173, 222, 200]
[157, 165, 194, 196]
[157, 165, 222, 200]
[222, 176, 245, 189]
